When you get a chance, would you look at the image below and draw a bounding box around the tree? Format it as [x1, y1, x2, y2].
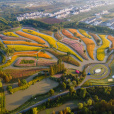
[18, 79, 21, 87]
[72, 80, 76, 87]
[52, 111, 56, 114]
[80, 88, 87, 98]
[58, 111, 63, 114]
[21, 79, 27, 86]
[82, 107, 89, 114]
[32, 107, 38, 114]
[49, 89, 54, 96]
[69, 86, 76, 94]
[62, 82, 66, 90]
[74, 32, 77, 37]
[49, 66, 54, 75]
[82, 69, 86, 77]
[97, 39, 101, 44]
[87, 99, 92, 106]
[78, 103, 83, 109]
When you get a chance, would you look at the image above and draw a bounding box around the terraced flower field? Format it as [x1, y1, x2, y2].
[16, 31, 45, 44]
[57, 42, 83, 61]
[69, 29, 95, 60]
[61, 38, 88, 60]
[22, 29, 57, 48]
[62, 29, 78, 40]
[54, 32, 63, 41]
[97, 35, 110, 61]
[107, 35, 114, 50]
[3, 41, 48, 47]
[79, 29, 91, 38]
[3, 32, 19, 37]
[7, 45, 42, 51]
[88, 32, 100, 45]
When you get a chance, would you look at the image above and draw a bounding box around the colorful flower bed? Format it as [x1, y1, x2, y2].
[107, 35, 114, 50]
[69, 29, 95, 60]
[97, 35, 110, 61]
[0, 34, 29, 41]
[88, 32, 100, 45]
[14, 51, 38, 55]
[54, 32, 63, 41]
[69, 29, 83, 38]
[61, 38, 88, 60]
[46, 49, 80, 66]
[3, 41, 48, 48]
[62, 29, 78, 40]
[22, 29, 57, 48]
[3, 32, 19, 37]
[37, 58, 56, 66]
[79, 29, 91, 38]
[16, 31, 45, 44]
[7, 45, 42, 51]
[14, 58, 36, 67]
[57, 42, 83, 61]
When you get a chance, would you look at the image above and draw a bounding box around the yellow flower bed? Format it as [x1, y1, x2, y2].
[3, 41, 48, 48]
[57, 42, 83, 61]
[3, 32, 19, 37]
[7, 45, 42, 51]
[22, 29, 57, 48]
[97, 35, 110, 61]
[79, 29, 91, 38]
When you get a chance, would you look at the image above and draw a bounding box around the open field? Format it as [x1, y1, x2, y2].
[5, 78, 59, 110]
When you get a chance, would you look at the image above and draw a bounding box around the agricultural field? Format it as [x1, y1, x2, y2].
[0, 27, 114, 113]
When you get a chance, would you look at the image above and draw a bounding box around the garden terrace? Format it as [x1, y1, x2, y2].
[16, 31, 45, 44]
[22, 29, 57, 48]
[3, 41, 48, 48]
[3, 32, 19, 37]
[62, 29, 78, 40]
[57, 42, 83, 61]
[61, 38, 88, 60]
[97, 35, 110, 61]
[46, 49, 80, 66]
[107, 35, 114, 50]
[79, 29, 91, 38]
[88, 32, 101, 45]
